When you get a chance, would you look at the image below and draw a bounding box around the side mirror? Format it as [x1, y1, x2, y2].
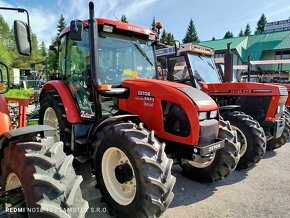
[14, 20, 31, 56]
[69, 20, 83, 41]
[0, 61, 10, 94]
[49, 45, 58, 51]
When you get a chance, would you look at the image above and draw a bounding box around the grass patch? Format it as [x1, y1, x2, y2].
[4, 89, 34, 99]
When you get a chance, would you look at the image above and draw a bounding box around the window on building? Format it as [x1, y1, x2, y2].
[214, 53, 225, 58]
[275, 50, 290, 60]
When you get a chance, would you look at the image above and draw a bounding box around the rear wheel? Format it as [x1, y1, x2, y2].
[267, 110, 290, 150]
[222, 111, 266, 170]
[1, 137, 88, 217]
[180, 119, 240, 182]
[94, 122, 175, 217]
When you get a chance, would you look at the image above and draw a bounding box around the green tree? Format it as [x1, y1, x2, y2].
[151, 17, 156, 31]
[166, 33, 175, 45]
[182, 19, 199, 43]
[120, 14, 128, 23]
[238, 29, 244, 37]
[40, 41, 47, 57]
[212, 36, 216, 41]
[160, 29, 167, 44]
[57, 14, 66, 37]
[0, 15, 13, 65]
[48, 14, 67, 72]
[244, 23, 251, 36]
[223, 31, 234, 39]
[255, 14, 267, 34]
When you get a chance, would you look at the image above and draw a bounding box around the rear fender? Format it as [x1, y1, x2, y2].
[0, 95, 12, 135]
[0, 125, 55, 152]
[40, 81, 81, 123]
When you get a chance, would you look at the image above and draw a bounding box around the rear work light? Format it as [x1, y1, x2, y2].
[103, 25, 113, 33]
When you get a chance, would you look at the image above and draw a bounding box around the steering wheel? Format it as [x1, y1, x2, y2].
[105, 66, 122, 83]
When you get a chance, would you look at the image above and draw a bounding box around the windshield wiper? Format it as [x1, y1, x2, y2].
[198, 55, 214, 70]
[132, 42, 153, 66]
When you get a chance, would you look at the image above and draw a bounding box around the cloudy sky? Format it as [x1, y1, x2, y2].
[1, 0, 290, 46]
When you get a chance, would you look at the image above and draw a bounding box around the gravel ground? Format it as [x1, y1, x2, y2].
[77, 142, 290, 218]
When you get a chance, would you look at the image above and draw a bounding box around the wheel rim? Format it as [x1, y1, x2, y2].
[101, 147, 136, 206]
[43, 107, 60, 141]
[5, 173, 24, 208]
[232, 126, 247, 157]
[186, 152, 216, 168]
[6, 173, 21, 191]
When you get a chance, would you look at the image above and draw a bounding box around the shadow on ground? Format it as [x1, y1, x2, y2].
[76, 160, 252, 216]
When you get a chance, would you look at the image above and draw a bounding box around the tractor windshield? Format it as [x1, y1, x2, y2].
[98, 32, 156, 84]
[187, 53, 222, 83]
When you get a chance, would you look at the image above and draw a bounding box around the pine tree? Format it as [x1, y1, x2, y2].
[255, 14, 267, 34]
[48, 14, 67, 72]
[244, 23, 251, 36]
[120, 15, 128, 23]
[160, 29, 167, 44]
[182, 19, 199, 43]
[40, 41, 47, 57]
[223, 31, 234, 39]
[212, 36, 216, 41]
[166, 33, 175, 45]
[151, 17, 156, 31]
[57, 14, 66, 37]
[238, 29, 244, 37]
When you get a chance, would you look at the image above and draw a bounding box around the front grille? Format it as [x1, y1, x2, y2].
[279, 86, 288, 96]
[199, 119, 218, 145]
[236, 96, 271, 121]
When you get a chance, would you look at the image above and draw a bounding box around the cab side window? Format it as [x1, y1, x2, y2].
[65, 31, 95, 119]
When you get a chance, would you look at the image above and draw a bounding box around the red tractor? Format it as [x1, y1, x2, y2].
[39, 2, 240, 217]
[157, 43, 289, 168]
[0, 7, 88, 217]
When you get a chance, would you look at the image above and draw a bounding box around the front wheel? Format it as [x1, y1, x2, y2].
[267, 110, 290, 150]
[94, 122, 175, 217]
[222, 111, 266, 170]
[1, 137, 88, 217]
[180, 119, 240, 182]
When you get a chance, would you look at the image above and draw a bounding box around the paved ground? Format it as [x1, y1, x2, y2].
[77, 143, 290, 218]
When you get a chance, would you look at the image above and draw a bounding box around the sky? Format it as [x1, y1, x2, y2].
[1, 0, 290, 47]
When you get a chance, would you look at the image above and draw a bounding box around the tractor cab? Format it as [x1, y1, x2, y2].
[157, 43, 223, 85]
[54, 18, 158, 120]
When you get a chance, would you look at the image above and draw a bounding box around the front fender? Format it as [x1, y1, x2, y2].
[91, 115, 139, 138]
[40, 81, 81, 123]
[0, 95, 11, 135]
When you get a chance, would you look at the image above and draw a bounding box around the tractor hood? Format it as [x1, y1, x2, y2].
[120, 78, 218, 111]
[118, 78, 219, 146]
[205, 82, 288, 97]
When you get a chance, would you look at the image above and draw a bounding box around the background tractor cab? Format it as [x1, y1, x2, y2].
[157, 43, 288, 151]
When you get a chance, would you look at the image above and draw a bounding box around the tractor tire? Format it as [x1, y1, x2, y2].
[94, 122, 175, 218]
[222, 111, 266, 170]
[39, 91, 72, 152]
[283, 108, 290, 138]
[180, 119, 240, 183]
[267, 110, 290, 150]
[1, 137, 88, 217]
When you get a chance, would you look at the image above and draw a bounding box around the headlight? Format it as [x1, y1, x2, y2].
[210, 110, 218, 118]
[276, 104, 285, 115]
[199, 112, 207, 121]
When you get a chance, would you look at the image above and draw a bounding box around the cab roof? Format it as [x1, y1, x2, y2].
[59, 18, 156, 38]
